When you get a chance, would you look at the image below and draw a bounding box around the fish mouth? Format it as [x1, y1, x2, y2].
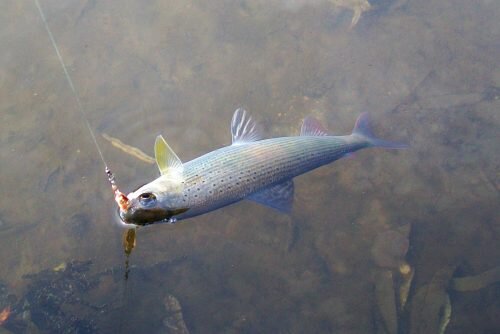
[119, 207, 189, 226]
[119, 207, 173, 226]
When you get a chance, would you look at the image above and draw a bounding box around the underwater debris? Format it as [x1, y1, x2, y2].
[398, 262, 414, 310]
[329, 0, 371, 28]
[160, 294, 190, 334]
[451, 266, 500, 292]
[0, 305, 10, 325]
[102, 133, 155, 164]
[408, 266, 455, 334]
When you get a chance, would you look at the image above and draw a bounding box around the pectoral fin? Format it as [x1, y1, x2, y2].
[154, 135, 184, 181]
[247, 180, 294, 213]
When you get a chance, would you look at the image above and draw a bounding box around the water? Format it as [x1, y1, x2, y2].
[0, 0, 499, 333]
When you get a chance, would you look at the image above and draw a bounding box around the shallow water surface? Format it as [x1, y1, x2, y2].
[0, 0, 499, 333]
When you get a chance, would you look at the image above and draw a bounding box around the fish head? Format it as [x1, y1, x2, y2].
[119, 176, 188, 226]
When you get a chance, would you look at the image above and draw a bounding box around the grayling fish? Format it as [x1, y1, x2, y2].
[119, 109, 405, 226]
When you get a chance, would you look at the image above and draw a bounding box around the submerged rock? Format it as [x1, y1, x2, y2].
[9, 260, 98, 334]
[408, 266, 454, 334]
[407, 264, 500, 334]
[371, 229, 409, 269]
[374, 270, 398, 334]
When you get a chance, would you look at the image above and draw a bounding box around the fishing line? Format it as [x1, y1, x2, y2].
[35, 2, 136, 330]
[34, 0, 129, 207]
[34, 0, 109, 169]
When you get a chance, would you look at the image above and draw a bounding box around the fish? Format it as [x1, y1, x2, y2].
[118, 109, 406, 226]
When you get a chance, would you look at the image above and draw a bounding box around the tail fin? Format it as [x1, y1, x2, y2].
[353, 113, 408, 149]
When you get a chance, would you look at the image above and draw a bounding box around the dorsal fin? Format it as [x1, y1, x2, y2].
[231, 108, 264, 145]
[300, 116, 329, 136]
[154, 135, 184, 181]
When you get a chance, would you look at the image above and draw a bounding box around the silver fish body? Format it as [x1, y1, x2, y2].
[176, 135, 362, 219]
[120, 110, 404, 226]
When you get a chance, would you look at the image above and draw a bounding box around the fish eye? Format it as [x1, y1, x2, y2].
[138, 193, 156, 206]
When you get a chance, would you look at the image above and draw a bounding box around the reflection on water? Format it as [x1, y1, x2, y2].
[0, 0, 499, 333]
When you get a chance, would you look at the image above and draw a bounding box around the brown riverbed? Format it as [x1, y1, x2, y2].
[0, 0, 498, 333]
